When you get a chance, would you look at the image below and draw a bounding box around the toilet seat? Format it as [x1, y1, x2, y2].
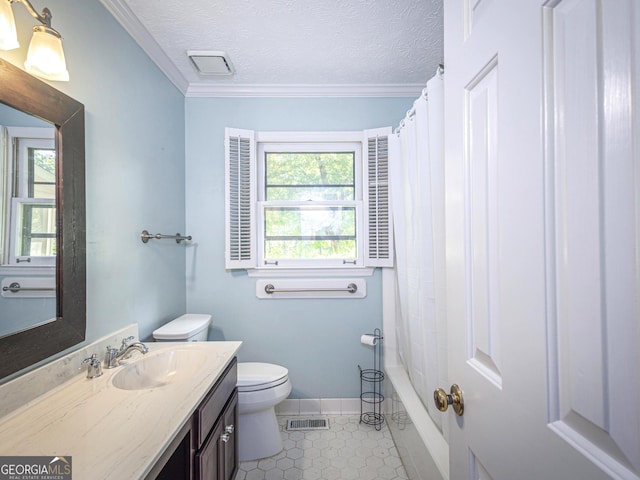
[238, 362, 289, 392]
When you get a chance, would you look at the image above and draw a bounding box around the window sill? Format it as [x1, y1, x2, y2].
[247, 267, 375, 278]
[0, 265, 55, 276]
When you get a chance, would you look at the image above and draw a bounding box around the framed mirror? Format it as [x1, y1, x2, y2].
[0, 57, 86, 380]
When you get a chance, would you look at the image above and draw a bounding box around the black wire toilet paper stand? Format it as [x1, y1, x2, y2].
[358, 328, 384, 430]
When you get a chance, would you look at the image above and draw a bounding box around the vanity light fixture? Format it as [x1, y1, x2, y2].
[0, 0, 69, 81]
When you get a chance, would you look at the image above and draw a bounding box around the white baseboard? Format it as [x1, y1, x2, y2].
[276, 398, 363, 416]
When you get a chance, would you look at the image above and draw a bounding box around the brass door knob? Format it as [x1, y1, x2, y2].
[433, 384, 464, 416]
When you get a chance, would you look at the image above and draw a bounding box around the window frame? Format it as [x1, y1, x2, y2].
[8, 198, 56, 266]
[256, 140, 364, 269]
[1, 126, 56, 270]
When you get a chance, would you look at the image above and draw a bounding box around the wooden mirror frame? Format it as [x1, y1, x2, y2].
[0, 58, 86, 379]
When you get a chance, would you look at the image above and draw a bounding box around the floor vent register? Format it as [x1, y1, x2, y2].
[286, 417, 330, 431]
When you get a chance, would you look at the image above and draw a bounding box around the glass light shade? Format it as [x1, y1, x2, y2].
[0, 0, 19, 50]
[24, 26, 69, 81]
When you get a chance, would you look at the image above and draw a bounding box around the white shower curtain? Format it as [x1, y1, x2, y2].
[389, 70, 446, 429]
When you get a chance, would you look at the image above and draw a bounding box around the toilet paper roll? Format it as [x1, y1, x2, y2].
[361, 334, 378, 346]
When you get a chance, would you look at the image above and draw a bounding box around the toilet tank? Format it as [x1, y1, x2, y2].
[152, 314, 211, 342]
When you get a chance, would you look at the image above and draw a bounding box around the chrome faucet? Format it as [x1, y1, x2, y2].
[104, 336, 149, 368]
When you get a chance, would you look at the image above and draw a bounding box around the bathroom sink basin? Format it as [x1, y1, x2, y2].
[111, 348, 207, 390]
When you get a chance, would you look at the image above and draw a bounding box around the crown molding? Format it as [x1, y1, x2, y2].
[185, 83, 424, 98]
[99, 0, 189, 94]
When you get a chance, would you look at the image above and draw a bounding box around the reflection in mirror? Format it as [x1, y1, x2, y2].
[1, 103, 57, 338]
[0, 57, 85, 381]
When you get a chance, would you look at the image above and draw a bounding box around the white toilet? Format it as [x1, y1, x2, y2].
[152, 314, 292, 462]
[237, 362, 292, 462]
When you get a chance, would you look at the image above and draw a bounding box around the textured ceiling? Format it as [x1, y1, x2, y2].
[100, 0, 443, 96]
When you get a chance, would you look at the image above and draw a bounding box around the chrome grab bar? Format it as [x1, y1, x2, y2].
[2, 282, 55, 293]
[264, 283, 358, 295]
[141, 230, 192, 244]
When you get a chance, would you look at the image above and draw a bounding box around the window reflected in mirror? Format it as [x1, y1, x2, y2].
[1, 111, 56, 339]
[4, 127, 56, 266]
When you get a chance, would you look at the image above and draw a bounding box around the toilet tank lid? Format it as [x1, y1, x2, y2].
[152, 314, 211, 340]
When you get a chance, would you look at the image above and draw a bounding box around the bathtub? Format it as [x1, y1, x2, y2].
[384, 366, 448, 480]
[382, 269, 449, 480]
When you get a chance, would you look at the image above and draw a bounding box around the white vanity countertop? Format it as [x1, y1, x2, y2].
[0, 340, 242, 480]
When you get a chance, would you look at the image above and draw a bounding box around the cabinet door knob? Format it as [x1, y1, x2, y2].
[225, 425, 234, 434]
[221, 433, 230, 443]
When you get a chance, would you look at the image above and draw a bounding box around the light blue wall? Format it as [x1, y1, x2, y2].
[184, 98, 412, 398]
[0, 103, 49, 125]
[0, 0, 186, 360]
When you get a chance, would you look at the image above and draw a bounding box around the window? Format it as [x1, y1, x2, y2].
[260, 143, 361, 267]
[1, 127, 56, 267]
[225, 129, 393, 271]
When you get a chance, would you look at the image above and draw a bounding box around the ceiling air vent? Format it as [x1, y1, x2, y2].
[188, 50, 235, 76]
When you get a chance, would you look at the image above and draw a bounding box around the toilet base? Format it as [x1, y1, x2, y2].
[237, 406, 283, 462]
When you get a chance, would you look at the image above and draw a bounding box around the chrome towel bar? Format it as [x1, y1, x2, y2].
[264, 283, 358, 295]
[141, 230, 192, 244]
[2, 282, 55, 293]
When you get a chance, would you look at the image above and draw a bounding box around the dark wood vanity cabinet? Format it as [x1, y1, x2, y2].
[150, 358, 238, 480]
[195, 390, 238, 480]
[195, 358, 238, 480]
[220, 399, 238, 480]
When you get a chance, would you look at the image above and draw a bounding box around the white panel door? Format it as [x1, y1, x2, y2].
[444, 0, 640, 479]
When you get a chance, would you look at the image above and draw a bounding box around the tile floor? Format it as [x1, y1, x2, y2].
[235, 415, 408, 480]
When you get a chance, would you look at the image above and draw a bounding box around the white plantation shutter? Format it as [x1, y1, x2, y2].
[363, 127, 394, 267]
[225, 128, 256, 269]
